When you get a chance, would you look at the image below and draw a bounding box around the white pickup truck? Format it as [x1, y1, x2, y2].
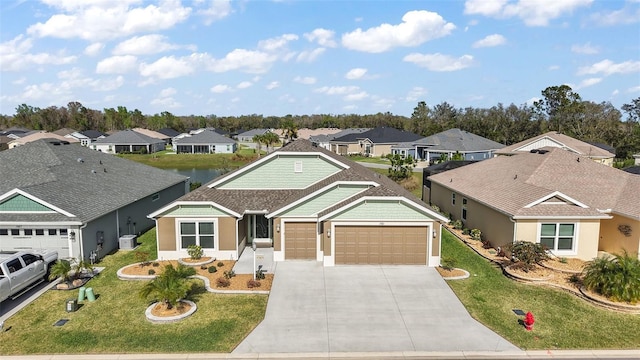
[0, 250, 58, 303]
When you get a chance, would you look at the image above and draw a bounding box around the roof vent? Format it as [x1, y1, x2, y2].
[91, 169, 97, 174]
[537, 149, 549, 154]
[77, 158, 84, 163]
[529, 149, 539, 153]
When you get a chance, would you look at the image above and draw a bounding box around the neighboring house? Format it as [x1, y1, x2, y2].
[8, 132, 79, 149]
[329, 127, 423, 157]
[52, 128, 77, 137]
[236, 129, 271, 142]
[66, 132, 90, 146]
[426, 147, 640, 261]
[173, 128, 237, 154]
[80, 130, 107, 145]
[296, 128, 342, 140]
[148, 139, 448, 266]
[132, 128, 172, 146]
[157, 128, 181, 139]
[310, 128, 370, 150]
[495, 131, 615, 166]
[91, 129, 165, 154]
[391, 128, 504, 163]
[0, 139, 188, 261]
[0, 127, 31, 139]
[624, 166, 640, 175]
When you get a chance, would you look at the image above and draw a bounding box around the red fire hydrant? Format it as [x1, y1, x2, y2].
[524, 311, 535, 331]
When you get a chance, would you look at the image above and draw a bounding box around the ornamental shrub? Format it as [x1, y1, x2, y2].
[507, 241, 550, 272]
[582, 251, 640, 303]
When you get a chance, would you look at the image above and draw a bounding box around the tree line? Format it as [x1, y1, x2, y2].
[1, 85, 639, 159]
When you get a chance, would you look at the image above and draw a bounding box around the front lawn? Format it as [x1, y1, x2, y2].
[118, 151, 257, 170]
[0, 229, 268, 355]
[442, 230, 640, 349]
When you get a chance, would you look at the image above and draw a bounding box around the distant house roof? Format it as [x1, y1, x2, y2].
[495, 132, 615, 159]
[623, 166, 640, 175]
[52, 128, 77, 136]
[310, 128, 370, 143]
[0, 127, 31, 136]
[93, 129, 165, 145]
[174, 129, 236, 145]
[237, 129, 271, 138]
[587, 141, 616, 154]
[9, 131, 79, 146]
[296, 128, 342, 140]
[0, 140, 187, 223]
[332, 127, 422, 144]
[132, 128, 171, 140]
[80, 130, 106, 139]
[429, 147, 639, 220]
[157, 128, 181, 138]
[394, 128, 504, 152]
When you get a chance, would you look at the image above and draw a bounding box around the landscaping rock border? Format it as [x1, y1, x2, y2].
[440, 268, 470, 280]
[145, 300, 197, 324]
[177, 257, 215, 267]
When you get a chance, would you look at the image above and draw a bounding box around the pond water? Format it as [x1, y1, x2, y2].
[165, 168, 226, 185]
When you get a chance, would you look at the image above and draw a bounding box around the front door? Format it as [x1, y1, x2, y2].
[248, 214, 271, 245]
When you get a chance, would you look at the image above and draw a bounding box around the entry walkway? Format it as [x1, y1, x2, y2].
[232, 247, 274, 275]
[233, 262, 519, 354]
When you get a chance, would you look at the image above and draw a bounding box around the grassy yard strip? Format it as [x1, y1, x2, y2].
[0, 229, 268, 355]
[118, 151, 257, 170]
[347, 155, 391, 164]
[442, 230, 640, 349]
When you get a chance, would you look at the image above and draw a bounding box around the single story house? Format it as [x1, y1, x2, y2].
[8, 132, 79, 149]
[494, 131, 615, 166]
[236, 129, 271, 142]
[392, 128, 504, 163]
[0, 139, 188, 261]
[133, 127, 172, 145]
[329, 127, 423, 157]
[173, 129, 237, 154]
[149, 139, 448, 266]
[310, 128, 370, 151]
[426, 147, 640, 261]
[296, 128, 342, 140]
[91, 129, 165, 154]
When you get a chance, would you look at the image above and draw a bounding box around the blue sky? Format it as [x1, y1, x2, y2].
[1, 0, 639, 117]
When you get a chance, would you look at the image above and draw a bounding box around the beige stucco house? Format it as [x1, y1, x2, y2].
[426, 147, 639, 260]
[149, 139, 448, 266]
[494, 131, 615, 166]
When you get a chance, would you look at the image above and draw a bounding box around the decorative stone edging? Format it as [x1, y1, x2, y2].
[441, 268, 470, 280]
[145, 300, 197, 323]
[117, 263, 270, 294]
[579, 287, 640, 314]
[503, 265, 554, 283]
[177, 257, 215, 267]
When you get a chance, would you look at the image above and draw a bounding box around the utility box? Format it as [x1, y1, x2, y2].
[66, 299, 78, 312]
[118, 234, 137, 250]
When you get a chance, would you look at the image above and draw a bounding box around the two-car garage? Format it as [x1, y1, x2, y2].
[334, 225, 428, 265]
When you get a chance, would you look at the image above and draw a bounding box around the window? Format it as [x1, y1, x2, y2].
[48, 229, 57, 235]
[35, 229, 44, 236]
[179, 221, 215, 249]
[452, 193, 456, 205]
[6, 258, 23, 273]
[540, 223, 575, 251]
[462, 198, 468, 221]
[151, 193, 160, 202]
[21, 254, 40, 266]
[294, 161, 303, 173]
[0, 229, 7, 235]
[24, 229, 33, 236]
[10, 229, 19, 236]
[59, 229, 68, 236]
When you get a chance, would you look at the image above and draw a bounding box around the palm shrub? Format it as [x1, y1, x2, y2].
[48, 259, 72, 282]
[507, 241, 550, 272]
[139, 263, 196, 310]
[582, 251, 640, 303]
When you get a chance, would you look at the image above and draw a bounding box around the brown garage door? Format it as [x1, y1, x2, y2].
[335, 226, 427, 265]
[284, 222, 317, 260]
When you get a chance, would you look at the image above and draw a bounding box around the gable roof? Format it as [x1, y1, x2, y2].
[429, 147, 639, 220]
[159, 139, 446, 221]
[157, 128, 181, 137]
[80, 130, 106, 139]
[174, 129, 236, 145]
[9, 131, 79, 145]
[495, 131, 615, 159]
[332, 127, 422, 144]
[310, 128, 370, 143]
[93, 129, 165, 145]
[52, 128, 77, 136]
[0, 140, 187, 223]
[237, 129, 271, 137]
[397, 128, 504, 151]
[132, 128, 171, 140]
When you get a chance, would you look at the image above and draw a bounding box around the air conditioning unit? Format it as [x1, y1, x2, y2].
[118, 234, 137, 250]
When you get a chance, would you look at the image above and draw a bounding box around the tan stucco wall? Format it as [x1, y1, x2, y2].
[372, 144, 392, 157]
[347, 143, 361, 155]
[515, 219, 600, 260]
[432, 224, 440, 257]
[273, 217, 282, 251]
[218, 217, 237, 251]
[157, 217, 176, 251]
[599, 215, 640, 257]
[322, 221, 332, 256]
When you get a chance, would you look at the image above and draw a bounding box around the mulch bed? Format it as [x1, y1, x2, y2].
[435, 267, 467, 278]
[150, 301, 192, 317]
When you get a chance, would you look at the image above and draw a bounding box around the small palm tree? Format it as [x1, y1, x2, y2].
[253, 134, 265, 158]
[48, 259, 72, 282]
[139, 263, 196, 310]
[582, 250, 640, 303]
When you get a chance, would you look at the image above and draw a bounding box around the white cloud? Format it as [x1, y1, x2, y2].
[210, 84, 231, 93]
[258, 34, 298, 52]
[577, 59, 640, 76]
[304, 28, 337, 47]
[574, 77, 602, 89]
[296, 48, 326, 62]
[113, 34, 184, 55]
[294, 76, 317, 85]
[405, 87, 427, 102]
[525, 97, 540, 106]
[28, 1, 192, 41]
[96, 55, 138, 74]
[403, 53, 474, 72]
[548, 65, 560, 71]
[590, 3, 640, 26]
[628, 85, 640, 93]
[571, 42, 599, 54]
[341, 10, 456, 53]
[196, 0, 232, 25]
[139, 55, 196, 80]
[344, 91, 369, 101]
[266, 81, 279, 90]
[237, 81, 252, 89]
[0, 35, 77, 72]
[472, 34, 506, 48]
[208, 49, 277, 74]
[345, 68, 367, 80]
[84, 42, 105, 56]
[464, 0, 593, 26]
[151, 96, 181, 108]
[160, 87, 177, 97]
[315, 86, 360, 95]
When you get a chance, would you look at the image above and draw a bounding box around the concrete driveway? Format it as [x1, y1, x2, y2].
[233, 262, 520, 354]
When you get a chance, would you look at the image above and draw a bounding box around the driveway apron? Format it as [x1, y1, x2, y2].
[233, 262, 519, 354]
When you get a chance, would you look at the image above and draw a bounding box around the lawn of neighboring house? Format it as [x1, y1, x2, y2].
[117, 148, 259, 169]
[0, 229, 268, 355]
[441, 229, 640, 350]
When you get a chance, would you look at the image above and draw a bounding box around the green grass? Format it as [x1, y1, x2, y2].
[346, 155, 391, 164]
[371, 168, 423, 199]
[0, 229, 268, 355]
[442, 230, 640, 349]
[117, 151, 257, 170]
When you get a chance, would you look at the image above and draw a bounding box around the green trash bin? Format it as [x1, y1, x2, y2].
[66, 299, 78, 312]
[86, 287, 96, 302]
[78, 287, 86, 302]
